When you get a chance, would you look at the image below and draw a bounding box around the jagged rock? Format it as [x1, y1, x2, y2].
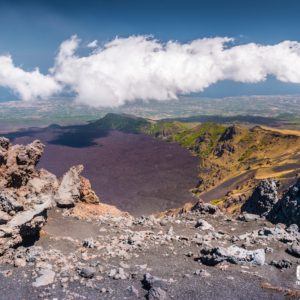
[0, 225, 21, 255]
[147, 287, 167, 300]
[214, 142, 235, 157]
[27, 169, 59, 196]
[270, 259, 292, 269]
[257, 226, 299, 243]
[286, 224, 299, 234]
[286, 243, 300, 258]
[55, 165, 83, 208]
[54, 165, 99, 208]
[0, 138, 100, 256]
[142, 274, 168, 300]
[80, 177, 99, 204]
[0, 137, 10, 150]
[241, 179, 279, 217]
[14, 257, 26, 267]
[3, 140, 44, 188]
[142, 273, 167, 290]
[78, 266, 96, 279]
[0, 191, 24, 213]
[199, 245, 265, 266]
[32, 268, 56, 287]
[108, 267, 129, 280]
[191, 200, 219, 215]
[268, 179, 300, 227]
[0, 195, 52, 255]
[83, 237, 96, 248]
[128, 231, 145, 246]
[0, 138, 9, 166]
[16, 140, 44, 167]
[0, 211, 12, 224]
[195, 219, 214, 230]
[159, 219, 168, 226]
[194, 269, 211, 277]
[219, 125, 239, 142]
[126, 285, 139, 297]
[237, 213, 260, 222]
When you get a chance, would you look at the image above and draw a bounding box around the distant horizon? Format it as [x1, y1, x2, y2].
[2, 92, 300, 104]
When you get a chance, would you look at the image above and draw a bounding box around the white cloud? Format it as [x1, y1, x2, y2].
[87, 40, 98, 48]
[0, 55, 61, 101]
[1, 35, 300, 106]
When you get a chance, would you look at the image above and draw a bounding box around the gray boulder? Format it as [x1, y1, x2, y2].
[199, 245, 265, 266]
[191, 201, 219, 215]
[267, 179, 300, 227]
[0, 191, 24, 213]
[55, 165, 84, 208]
[286, 243, 300, 258]
[241, 179, 279, 217]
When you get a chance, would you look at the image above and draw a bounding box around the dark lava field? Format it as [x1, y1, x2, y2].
[10, 128, 199, 215]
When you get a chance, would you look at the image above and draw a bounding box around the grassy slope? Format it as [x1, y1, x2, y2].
[142, 118, 300, 207]
[144, 121, 226, 157]
[89, 113, 150, 133]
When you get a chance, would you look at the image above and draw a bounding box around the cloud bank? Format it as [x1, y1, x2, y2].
[1, 35, 300, 106]
[0, 55, 60, 101]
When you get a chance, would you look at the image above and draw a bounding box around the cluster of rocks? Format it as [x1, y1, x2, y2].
[0, 190, 300, 298]
[0, 137, 99, 255]
[241, 178, 300, 228]
[214, 125, 239, 157]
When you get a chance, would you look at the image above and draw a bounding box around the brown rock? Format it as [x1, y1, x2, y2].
[80, 176, 99, 204]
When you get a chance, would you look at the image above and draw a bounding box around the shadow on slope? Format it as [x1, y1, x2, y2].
[48, 113, 150, 148]
[4, 113, 150, 148]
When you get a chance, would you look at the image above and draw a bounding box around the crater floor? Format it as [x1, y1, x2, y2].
[13, 130, 199, 215]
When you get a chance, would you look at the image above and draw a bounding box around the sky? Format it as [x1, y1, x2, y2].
[1, 0, 300, 104]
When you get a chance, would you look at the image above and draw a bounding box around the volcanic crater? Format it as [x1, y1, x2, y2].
[9, 126, 199, 215]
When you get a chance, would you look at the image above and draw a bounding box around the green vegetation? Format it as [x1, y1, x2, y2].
[144, 121, 226, 158]
[89, 113, 150, 133]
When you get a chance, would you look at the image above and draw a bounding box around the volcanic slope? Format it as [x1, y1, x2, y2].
[142, 118, 300, 211]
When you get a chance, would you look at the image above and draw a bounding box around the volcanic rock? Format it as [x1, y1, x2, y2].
[55, 165, 99, 208]
[191, 200, 219, 215]
[268, 179, 300, 227]
[32, 268, 56, 287]
[0, 137, 99, 256]
[270, 259, 292, 269]
[199, 245, 265, 266]
[147, 287, 167, 300]
[286, 243, 300, 258]
[79, 176, 99, 204]
[195, 219, 214, 230]
[54, 165, 83, 208]
[241, 179, 279, 217]
[78, 266, 96, 279]
[0, 211, 11, 224]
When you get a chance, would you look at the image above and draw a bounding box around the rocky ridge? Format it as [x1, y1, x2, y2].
[0, 137, 99, 255]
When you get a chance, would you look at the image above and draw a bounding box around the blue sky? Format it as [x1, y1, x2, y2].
[1, 0, 300, 101]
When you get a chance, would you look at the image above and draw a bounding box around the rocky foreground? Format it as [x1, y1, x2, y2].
[0, 138, 300, 299]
